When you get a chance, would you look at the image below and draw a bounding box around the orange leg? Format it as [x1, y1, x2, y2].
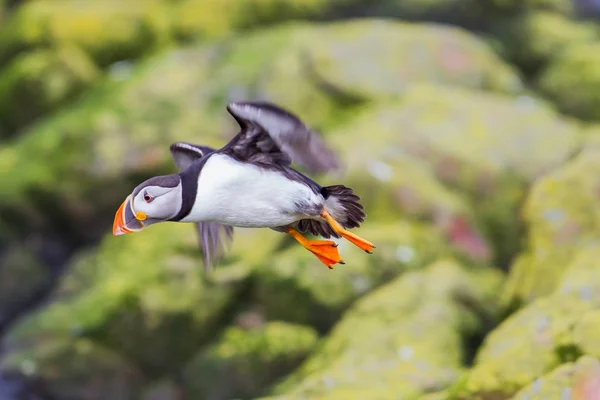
[287, 227, 344, 269]
[320, 209, 375, 254]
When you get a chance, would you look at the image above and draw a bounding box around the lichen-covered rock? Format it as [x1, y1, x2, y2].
[537, 42, 600, 121]
[452, 295, 593, 398]
[0, 0, 171, 67]
[0, 19, 521, 246]
[0, 244, 49, 329]
[327, 85, 581, 266]
[183, 322, 318, 400]
[2, 223, 255, 378]
[503, 148, 600, 305]
[488, 0, 577, 15]
[1, 338, 145, 400]
[270, 259, 504, 399]
[509, 355, 600, 400]
[291, 19, 522, 100]
[497, 11, 598, 73]
[573, 312, 600, 359]
[172, 0, 327, 40]
[0, 45, 99, 134]
[251, 220, 452, 331]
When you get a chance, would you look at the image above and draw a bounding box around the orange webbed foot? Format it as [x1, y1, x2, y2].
[304, 239, 343, 269]
[287, 229, 344, 269]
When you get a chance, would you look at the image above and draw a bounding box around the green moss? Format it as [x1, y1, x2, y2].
[0, 0, 171, 67]
[3, 223, 252, 377]
[327, 85, 581, 266]
[503, 149, 600, 305]
[537, 42, 600, 121]
[573, 311, 600, 358]
[271, 259, 503, 399]
[453, 294, 596, 398]
[509, 355, 600, 399]
[295, 19, 522, 99]
[183, 322, 318, 399]
[1, 338, 145, 400]
[0, 45, 99, 133]
[251, 220, 452, 331]
[171, 0, 327, 40]
[0, 244, 49, 327]
[498, 11, 598, 73]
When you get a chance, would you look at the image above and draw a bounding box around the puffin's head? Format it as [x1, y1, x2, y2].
[113, 174, 182, 236]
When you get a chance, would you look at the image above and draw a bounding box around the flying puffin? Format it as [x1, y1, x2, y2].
[113, 101, 374, 270]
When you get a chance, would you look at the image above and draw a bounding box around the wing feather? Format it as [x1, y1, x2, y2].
[225, 102, 340, 174]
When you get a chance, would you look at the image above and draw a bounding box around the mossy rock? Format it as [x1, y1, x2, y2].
[0, 0, 171, 67]
[537, 42, 600, 121]
[487, 0, 577, 15]
[327, 85, 581, 266]
[171, 0, 328, 40]
[0, 243, 49, 328]
[183, 321, 318, 399]
[452, 294, 594, 398]
[0, 45, 99, 134]
[290, 19, 522, 100]
[509, 355, 600, 400]
[1, 338, 145, 400]
[270, 259, 504, 399]
[327, 146, 491, 263]
[2, 223, 255, 377]
[455, 244, 600, 398]
[503, 148, 600, 305]
[497, 11, 598, 73]
[250, 220, 452, 331]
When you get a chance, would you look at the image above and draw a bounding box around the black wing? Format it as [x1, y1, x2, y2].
[169, 142, 234, 271]
[223, 102, 340, 174]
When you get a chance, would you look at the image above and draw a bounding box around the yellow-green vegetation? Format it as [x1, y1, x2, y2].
[328, 84, 581, 265]
[172, 0, 328, 40]
[503, 148, 600, 305]
[0, 244, 49, 327]
[509, 355, 600, 399]
[537, 42, 600, 121]
[183, 322, 319, 399]
[452, 244, 600, 398]
[498, 11, 598, 72]
[2, 223, 255, 377]
[451, 295, 593, 398]
[251, 220, 452, 330]
[269, 259, 503, 399]
[0, 0, 171, 67]
[1, 337, 146, 400]
[0, 45, 98, 133]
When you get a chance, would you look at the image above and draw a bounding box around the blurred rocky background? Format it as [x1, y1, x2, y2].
[0, 0, 599, 399]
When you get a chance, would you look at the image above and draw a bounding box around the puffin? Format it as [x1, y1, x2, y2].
[112, 101, 374, 270]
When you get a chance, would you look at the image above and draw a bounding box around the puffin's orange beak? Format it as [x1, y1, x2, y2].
[113, 195, 144, 236]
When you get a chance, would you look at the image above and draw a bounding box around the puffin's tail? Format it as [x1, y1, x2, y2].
[322, 184, 365, 229]
[297, 185, 374, 253]
[297, 185, 366, 239]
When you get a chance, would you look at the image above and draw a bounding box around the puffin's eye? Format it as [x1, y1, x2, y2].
[143, 192, 153, 203]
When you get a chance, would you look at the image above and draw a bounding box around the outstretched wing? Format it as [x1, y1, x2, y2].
[224, 101, 340, 174]
[169, 142, 234, 271]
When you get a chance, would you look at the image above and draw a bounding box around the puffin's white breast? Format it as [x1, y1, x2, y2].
[181, 154, 323, 227]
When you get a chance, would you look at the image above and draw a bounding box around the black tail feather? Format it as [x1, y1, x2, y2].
[297, 185, 365, 239]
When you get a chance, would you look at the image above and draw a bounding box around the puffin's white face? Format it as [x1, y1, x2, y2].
[113, 174, 182, 236]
